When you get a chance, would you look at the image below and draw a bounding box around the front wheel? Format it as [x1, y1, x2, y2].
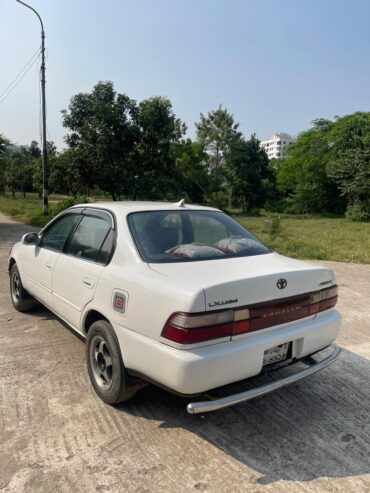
[86, 320, 138, 405]
[10, 264, 36, 312]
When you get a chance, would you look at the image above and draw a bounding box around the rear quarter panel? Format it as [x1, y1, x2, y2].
[81, 262, 206, 341]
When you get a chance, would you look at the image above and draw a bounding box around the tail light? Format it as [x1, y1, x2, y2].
[161, 310, 234, 344]
[308, 286, 338, 314]
[161, 285, 338, 344]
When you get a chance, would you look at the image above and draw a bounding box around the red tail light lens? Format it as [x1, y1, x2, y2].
[161, 310, 234, 344]
[319, 286, 338, 311]
[233, 308, 251, 335]
[161, 286, 338, 344]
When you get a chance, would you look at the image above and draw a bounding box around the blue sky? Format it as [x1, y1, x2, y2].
[0, 0, 369, 149]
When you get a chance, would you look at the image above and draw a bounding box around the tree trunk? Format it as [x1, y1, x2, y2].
[228, 187, 233, 209]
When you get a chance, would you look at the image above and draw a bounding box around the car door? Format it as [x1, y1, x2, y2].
[20, 212, 81, 308]
[52, 209, 115, 331]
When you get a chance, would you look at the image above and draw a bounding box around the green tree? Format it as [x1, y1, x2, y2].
[196, 105, 242, 169]
[134, 96, 186, 199]
[49, 148, 92, 197]
[62, 81, 139, 200]
[4, 149, 33, 198]
[327, 112, 370, 219]
[195, 105, 243, 207]
[227, 135, 272, 212]
[174, 139, 209, 203]
[0, 134, 11, 155]
[29, 140, 41, 158]
[0, 134, 12, 194]
[277, 119, 344, 214]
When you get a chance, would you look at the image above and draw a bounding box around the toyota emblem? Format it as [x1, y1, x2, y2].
[277, 278, 287, 289]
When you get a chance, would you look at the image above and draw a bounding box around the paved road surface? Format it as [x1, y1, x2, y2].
[0, 213, 369, 492]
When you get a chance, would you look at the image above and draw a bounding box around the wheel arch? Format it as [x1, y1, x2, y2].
[8, 257, 16, 274]
[83, 309, 111, 336]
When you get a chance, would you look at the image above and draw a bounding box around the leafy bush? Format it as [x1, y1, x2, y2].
[264, 197, 291, 213]
[50, 196, 90, 217]
[345, 202, 370, 222]
[264, 214, 285, 240]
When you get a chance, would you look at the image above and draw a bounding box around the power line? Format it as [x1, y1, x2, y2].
[0, 49, 41, 104]
[0, 48, 40, 100]
[0, 48, 41, 105]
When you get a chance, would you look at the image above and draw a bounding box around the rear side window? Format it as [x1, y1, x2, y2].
[40, 214, 79, 252]
[67, 215, 111, 263]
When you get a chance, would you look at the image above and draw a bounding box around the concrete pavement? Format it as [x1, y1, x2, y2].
[0, 212, 369, 492]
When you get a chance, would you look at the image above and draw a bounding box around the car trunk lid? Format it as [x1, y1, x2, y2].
[149, 252, 333, 312]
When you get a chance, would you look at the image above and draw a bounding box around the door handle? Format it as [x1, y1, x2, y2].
[83, 279, 94, 289]
[45, 262, 53, 270]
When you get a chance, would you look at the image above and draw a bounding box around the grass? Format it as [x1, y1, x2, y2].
[237, 213, 370, 264]
[0, 193, 369, 263]
[0, 193, 59, 227]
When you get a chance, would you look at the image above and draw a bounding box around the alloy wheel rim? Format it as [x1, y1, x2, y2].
[90, 336, 113, 390]
[12, 272, 20, 302]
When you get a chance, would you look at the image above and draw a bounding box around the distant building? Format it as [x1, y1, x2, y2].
[260, 132, 293, 159]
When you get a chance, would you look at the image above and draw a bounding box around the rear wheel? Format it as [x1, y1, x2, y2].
[86, 320, 138, 404]
[10, 264, 36, 312]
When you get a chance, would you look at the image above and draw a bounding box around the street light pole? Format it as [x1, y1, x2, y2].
[16, 0, 48, 214]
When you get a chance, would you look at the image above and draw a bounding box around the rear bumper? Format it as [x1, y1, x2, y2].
[187, 345, 341, 414]
[116, 309, 341, 395]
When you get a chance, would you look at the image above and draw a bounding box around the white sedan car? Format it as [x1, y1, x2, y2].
[8, 201, 341, 413]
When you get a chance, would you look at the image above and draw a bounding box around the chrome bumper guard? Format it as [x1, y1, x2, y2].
[187, 346, 342, 415]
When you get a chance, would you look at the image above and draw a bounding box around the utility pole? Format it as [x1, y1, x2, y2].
[16, 0, 48, 214]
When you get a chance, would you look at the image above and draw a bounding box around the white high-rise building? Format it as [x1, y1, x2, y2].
[260, 132, 293, 159]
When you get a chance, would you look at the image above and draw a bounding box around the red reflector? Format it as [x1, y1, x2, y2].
[233, 319, 251, 335]
[115, 297, 124, 308]
[113, 292, 126, 314]
[319, 296, 338, 311]
[308, 302, 320, 315]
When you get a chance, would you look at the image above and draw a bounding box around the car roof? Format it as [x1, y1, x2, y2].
[70, 201, 220, 215]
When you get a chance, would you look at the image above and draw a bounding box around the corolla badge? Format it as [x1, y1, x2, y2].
[208, 298, 238, 307]
[276, 278, 287, 289]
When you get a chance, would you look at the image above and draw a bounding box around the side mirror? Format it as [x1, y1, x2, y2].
[21, 232, 39, 245]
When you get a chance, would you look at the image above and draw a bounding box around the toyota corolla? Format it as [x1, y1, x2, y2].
[8, 201, 342, 413]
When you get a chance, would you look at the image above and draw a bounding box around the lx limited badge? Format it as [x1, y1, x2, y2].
[276, 278, 287, 289]
[208, 298, 238, 307]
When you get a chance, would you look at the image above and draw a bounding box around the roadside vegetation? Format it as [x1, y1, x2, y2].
[1, 193, 369, 263]
[0, 193, 70, 227]
[240, 213, 370, 264]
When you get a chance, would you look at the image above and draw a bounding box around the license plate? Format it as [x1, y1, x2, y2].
[263, 342, 290, 366]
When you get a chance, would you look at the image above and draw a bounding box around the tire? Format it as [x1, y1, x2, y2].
[86, 320, 137, 405]
[10, 264, 36, 312]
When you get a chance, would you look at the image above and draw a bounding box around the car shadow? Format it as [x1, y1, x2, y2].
[119, 347, 370, 484]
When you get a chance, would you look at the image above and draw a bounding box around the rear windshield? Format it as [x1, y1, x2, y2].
[127, 210, 269, 263]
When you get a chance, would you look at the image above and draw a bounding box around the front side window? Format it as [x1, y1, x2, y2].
[128, 210, 269, 263]
[40, 214, 79, 252]
[67, 215, 111, 262]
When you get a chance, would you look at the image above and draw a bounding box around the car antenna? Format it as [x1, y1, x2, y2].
[174, 198, 186, 207]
